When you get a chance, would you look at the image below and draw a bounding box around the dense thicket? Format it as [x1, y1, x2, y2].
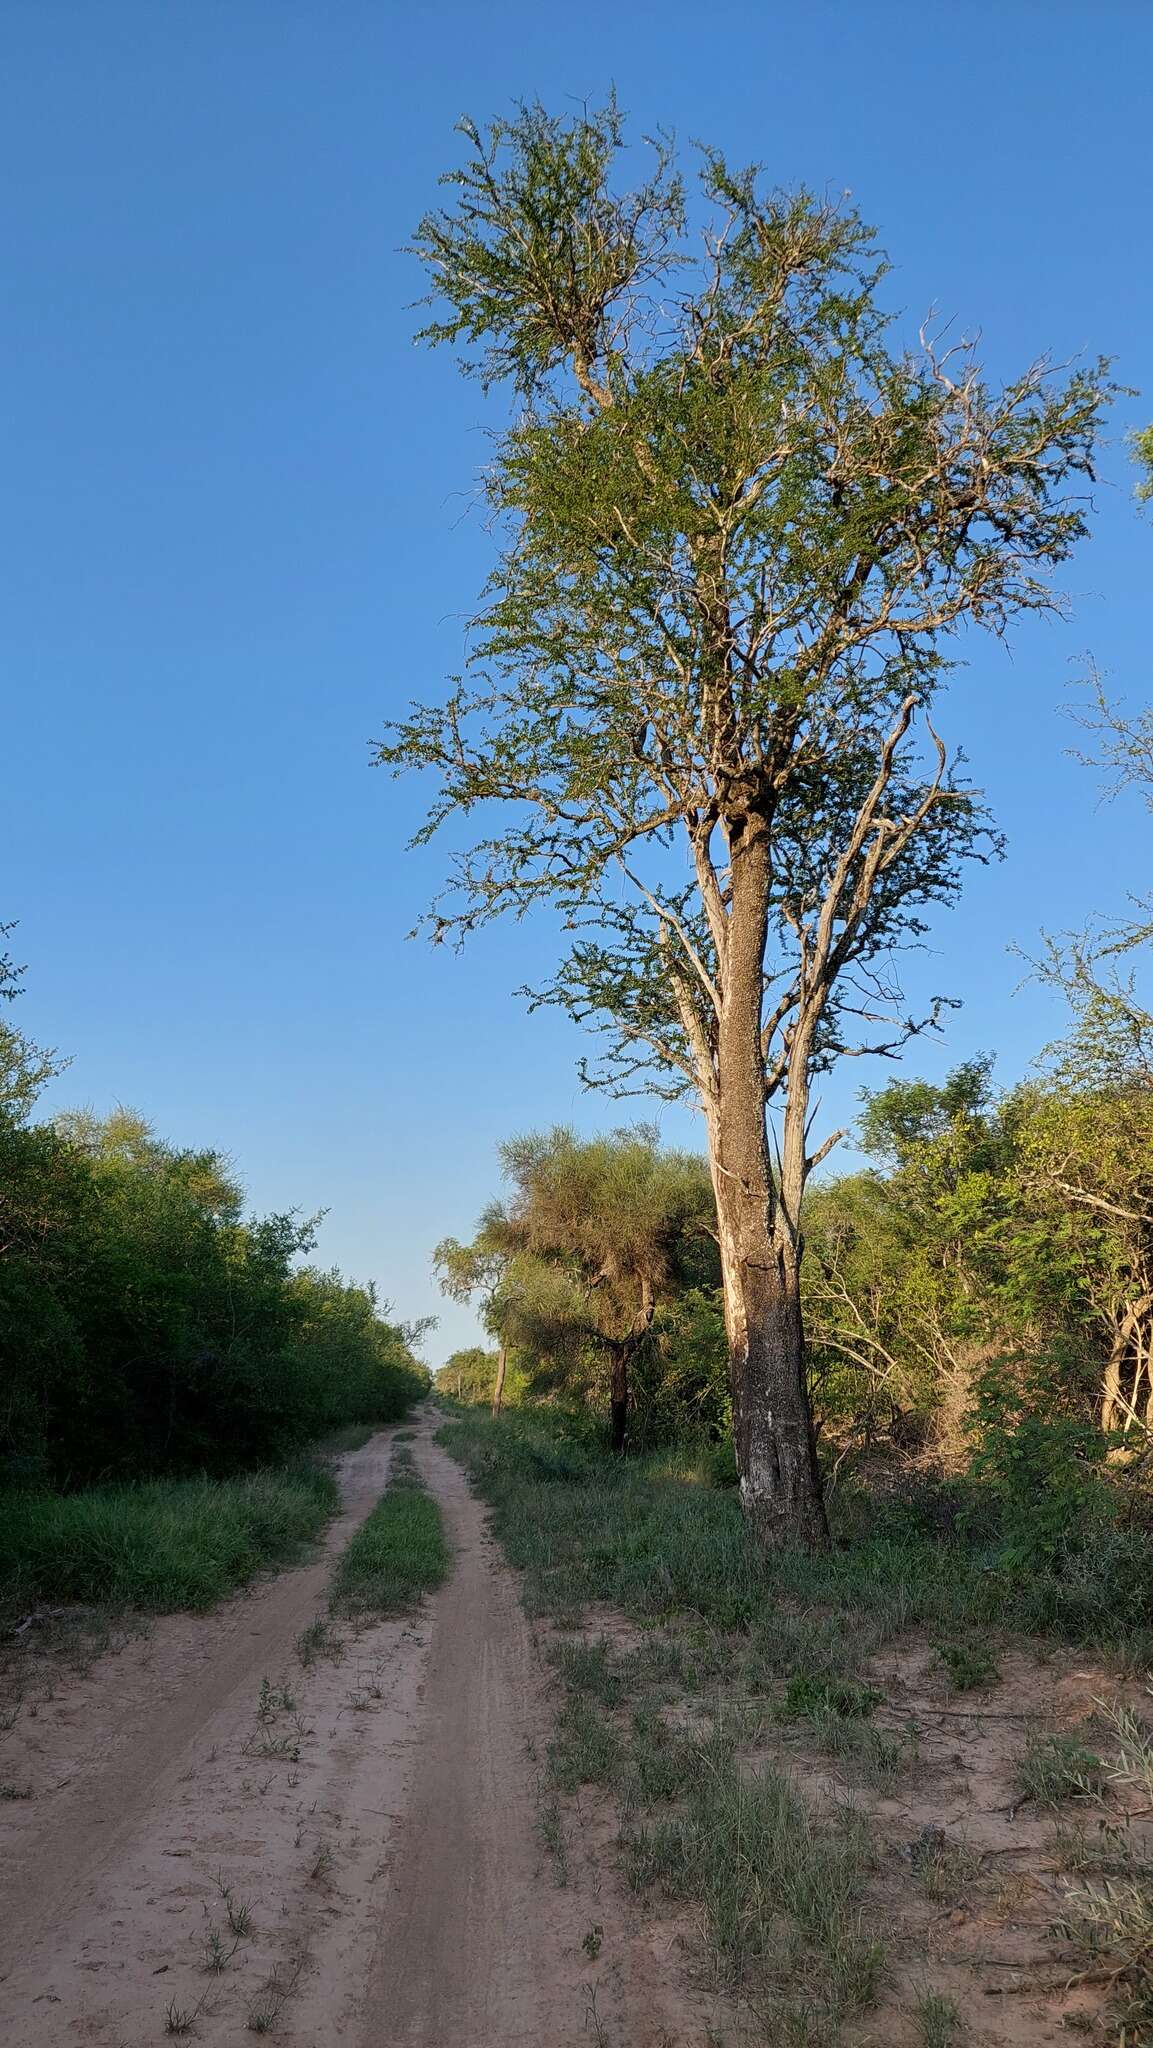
[0, 1014, 427, 1488]
[449, 1060, 1153, 1539]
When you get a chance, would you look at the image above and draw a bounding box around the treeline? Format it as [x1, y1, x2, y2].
[806, 1059, 1153, 1461]
[437, 1055, 1153, 1524]
[1, 956, 427, 1490]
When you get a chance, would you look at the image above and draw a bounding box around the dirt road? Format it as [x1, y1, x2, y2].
[0, 1414, 652, 2048]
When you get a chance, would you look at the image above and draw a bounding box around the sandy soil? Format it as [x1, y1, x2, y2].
[0, 1415, 669, 2048]
[8, 1414, 1144, 2048]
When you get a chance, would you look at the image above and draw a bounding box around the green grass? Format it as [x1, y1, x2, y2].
[0, 1462, 338, 1614]
[329, 1448, 449, 1618]
[435, 1409, 1153, 1658]
[621, 1730, 883, 2018]
[1015, 1730, 1108, 1807]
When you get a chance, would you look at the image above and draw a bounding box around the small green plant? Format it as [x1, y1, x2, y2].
[294, 1617, 343, 1667]
[201, 1924, 242, 1973]
[164, 1990, 210, 2035]
[215, 1875, 254, 1938]
[934, 1639, 1000, 1691]
[1016, 1731, 1108, 1807]
[0, 1780, 32, 1800]
[309, 1842, 336, 1885]
[780, 1672, 880, 1721]
[547, 1695, 620, 1792]
[914, 1989, 964, 2047]
[582, 1923, 604, 1959]
[257, 1677, 296, 1719]
[243, 1730, 301, 1761]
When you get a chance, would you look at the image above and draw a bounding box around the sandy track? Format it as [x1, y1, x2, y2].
[0, 1413, 664, 2048]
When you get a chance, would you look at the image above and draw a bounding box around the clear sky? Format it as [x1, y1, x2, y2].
[3, 1, 1150, 1365]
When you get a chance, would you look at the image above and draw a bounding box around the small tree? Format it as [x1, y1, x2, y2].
[382, 103, 1112, 1545]
[439, 1125, 713, 1449]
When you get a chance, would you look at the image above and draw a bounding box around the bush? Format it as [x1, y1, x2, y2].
[0, 1462, 339, 1612]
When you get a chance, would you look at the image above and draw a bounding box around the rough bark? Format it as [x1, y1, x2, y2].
[706, 827, 829, 1548]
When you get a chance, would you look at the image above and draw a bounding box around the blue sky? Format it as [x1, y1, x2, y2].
[3, 2, 1150, 1364]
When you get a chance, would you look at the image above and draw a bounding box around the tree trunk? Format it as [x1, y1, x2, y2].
[707, 827, 829, 1550]
[609, 1344, 629, 1456]
[491, 1345, 507, 1419]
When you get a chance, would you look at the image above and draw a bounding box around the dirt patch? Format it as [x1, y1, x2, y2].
[521, 1606, 1153, 2046]
[0, 1418, 689, 2047]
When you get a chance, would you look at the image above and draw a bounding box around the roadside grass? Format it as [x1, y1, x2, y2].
[329, 1447, 449, 1619]
[0, 1462, 338, 1616]
[439, 1407, 1153, 2042]
[435, 1409, 1153, 1659]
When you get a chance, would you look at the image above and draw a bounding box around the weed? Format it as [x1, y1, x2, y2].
[1098, 1689, 1153, 1806]
[201, 1926, 242, 1974]
[309, 1841, 336, 1885]
[257, 1677, 296, 1719]
[548, 1694, 620, 1793]
[1016, 1731, 1109, 1807]
[295, 1617, 344, 1667]
[243, 1731, 301, 1761]
[909, 1828, 983, 1904]
[582, 1980, 611, 2045]
[780, 1673, 880, 1721]
[914, 1989, 964, 2046]
[801, 1708, 907, 1786]
[622, 1732, 882, 2020]
[934, 1639, 1000, 1691]
[582, 1924, 604, 1960]
[619, 1708, 696, 1814]
[1055, 1875, 1153, 2031]
[215, 1875, 254, 1938]
[1053, 1818, 1153, 1878]
[0, 1780, 32, 1800]
[551, 1638, 623, 1707]
[164, 1990, 211, 2035]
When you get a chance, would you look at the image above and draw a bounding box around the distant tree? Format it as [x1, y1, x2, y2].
[0, 924, 67, 1124]
[433, 1232, 518, 1415]
[440, 1126, 714, 1451]
[434, 1345, 500, 1403]
[382, 102, 1112, 1545]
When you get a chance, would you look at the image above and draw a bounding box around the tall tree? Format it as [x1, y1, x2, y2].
[381, 103, 1112, 1544]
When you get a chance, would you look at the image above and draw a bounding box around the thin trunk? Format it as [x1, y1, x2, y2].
[491, 1345, 507, 1419]
[1101, 1343, 1122, 1437]
[609, 1343, 629, 1456]
[708, 828, 829, 1550]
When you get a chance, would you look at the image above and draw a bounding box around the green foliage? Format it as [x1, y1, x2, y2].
[779, 1673, 880, 1721]
[436, 1125, 719, 1441]
[966, 1359, 1103, 1566]
[933, 1639, 1000, 1691]
[0, 1462, 338, 1611]
[329, 1449, 449, 1617]
[438, 1405, 1153, 1656]
[1016, 1731, 1108, 1807]
[0, 1104, 428, 1490]
[434, 1346, 502, 1403]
